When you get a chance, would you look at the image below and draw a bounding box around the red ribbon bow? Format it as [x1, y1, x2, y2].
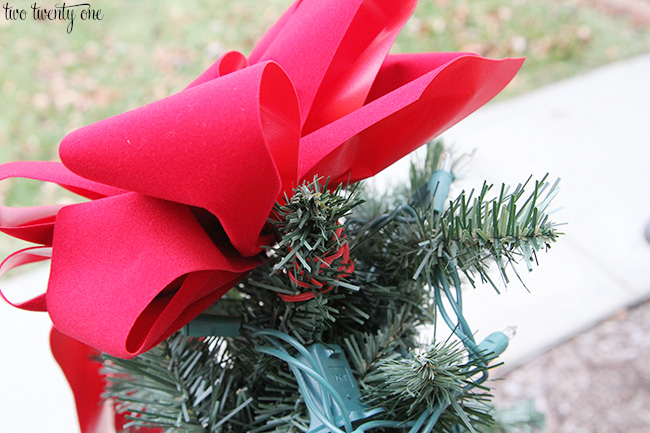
[1, 1, 523, 430]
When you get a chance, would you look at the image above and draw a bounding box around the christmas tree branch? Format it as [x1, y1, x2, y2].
[102, 143, 556, 433]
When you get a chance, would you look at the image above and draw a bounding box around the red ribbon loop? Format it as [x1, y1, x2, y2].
[0, 161, 126, 246]
[47, 193, 258, 358]
[0, 246, 51, 311]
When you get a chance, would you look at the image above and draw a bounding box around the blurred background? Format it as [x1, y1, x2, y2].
[1, 0, 649, 432]
[1, 0, 649, 210]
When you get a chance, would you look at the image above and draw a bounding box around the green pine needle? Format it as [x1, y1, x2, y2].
[102, 143, 556, 433]
[376, 340, 469, 414]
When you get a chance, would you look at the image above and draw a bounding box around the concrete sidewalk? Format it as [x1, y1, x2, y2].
[443, 53, 650, 370]
[2, 54, 649, 432]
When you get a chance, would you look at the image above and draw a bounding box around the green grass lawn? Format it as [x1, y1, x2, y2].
[0, 0, 648, 256]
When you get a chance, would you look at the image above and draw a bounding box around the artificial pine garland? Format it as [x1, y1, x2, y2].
[103, 143, 561, 433]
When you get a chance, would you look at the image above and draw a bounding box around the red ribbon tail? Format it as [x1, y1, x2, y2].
[50, 327, 115, 433]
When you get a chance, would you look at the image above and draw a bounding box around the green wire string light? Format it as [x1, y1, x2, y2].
[103, 142, 560, 433]
[179, 157, 516, 433]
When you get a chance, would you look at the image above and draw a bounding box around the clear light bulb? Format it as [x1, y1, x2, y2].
[503, 326, 517, 340]
[437, 150, 452, 172]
